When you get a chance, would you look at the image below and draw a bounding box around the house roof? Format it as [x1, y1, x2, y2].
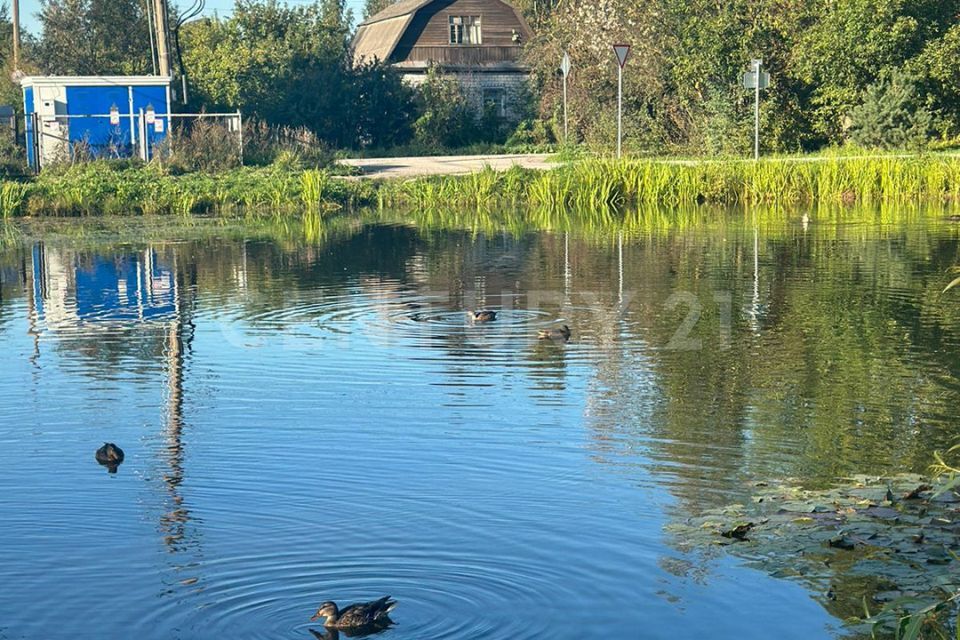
[352, 0, 531, 66]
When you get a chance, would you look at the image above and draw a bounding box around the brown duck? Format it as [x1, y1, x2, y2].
[95, 442, 124, 473]
[472, 310, 497, 322]
[311, 596, 397, 629]
[538, 325, 571, 341]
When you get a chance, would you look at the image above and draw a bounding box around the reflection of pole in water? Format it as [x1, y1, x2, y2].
[160, 250, 193, 552]
[564, 233, 571, 299]
[748, 227, 761, 333]
[618, 232, 624, 309]
[25, 244, 41, 364]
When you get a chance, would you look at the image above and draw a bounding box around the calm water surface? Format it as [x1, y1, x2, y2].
[1, 213, 959, 639]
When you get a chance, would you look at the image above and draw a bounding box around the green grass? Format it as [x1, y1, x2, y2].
[383, 155, 960, 215]
[8, 153, 960, 220]
[4, 161, 376, 217]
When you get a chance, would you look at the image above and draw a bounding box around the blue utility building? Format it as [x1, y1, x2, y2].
[21, 75, 172, 170]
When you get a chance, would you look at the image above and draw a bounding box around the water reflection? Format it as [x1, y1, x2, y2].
[0, 213, 958, 638]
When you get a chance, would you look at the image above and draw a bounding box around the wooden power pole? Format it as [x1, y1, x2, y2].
[11, 0, 20, 73]
[152, 0, 172, 77]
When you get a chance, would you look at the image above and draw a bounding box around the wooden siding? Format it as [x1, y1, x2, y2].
[399, 45, 521, 65]
[391, 0, 530, 63]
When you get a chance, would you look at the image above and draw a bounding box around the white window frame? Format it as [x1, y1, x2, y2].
[449, 16, 481, 45]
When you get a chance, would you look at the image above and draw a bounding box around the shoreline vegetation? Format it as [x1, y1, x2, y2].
[3, 153, 960, 219]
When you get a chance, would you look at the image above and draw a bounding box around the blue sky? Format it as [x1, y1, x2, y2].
[17, 0, 367, 34]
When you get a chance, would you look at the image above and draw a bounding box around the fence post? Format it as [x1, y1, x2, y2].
[237, 110, 243, 166]
[139, 108, 146, 161]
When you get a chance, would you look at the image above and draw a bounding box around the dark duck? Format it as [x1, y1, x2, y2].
[537, 325, 571, 341]
[95, 442, 124, 473]
[311, 596, 397, 630]
[472, 310, 497, 322]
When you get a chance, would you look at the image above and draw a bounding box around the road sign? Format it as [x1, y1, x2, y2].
[561, 51, 571, 77]
[744, 59, 769, 160]
[613, 44, 631, 69]
[742, 71, 770, 89]
[612, 45, 631, 157]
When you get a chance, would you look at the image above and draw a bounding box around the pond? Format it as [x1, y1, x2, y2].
[0, 210, 958, 639]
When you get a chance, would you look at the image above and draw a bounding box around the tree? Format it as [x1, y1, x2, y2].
[362, 0, 396, 20]
[848, 69, 932, 150]
[181, 0, 414, 149]
[36, 0, 152, 75]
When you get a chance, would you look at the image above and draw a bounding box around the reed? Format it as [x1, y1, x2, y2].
[0, 182, 27, 218]
[389, 154, 960, 214]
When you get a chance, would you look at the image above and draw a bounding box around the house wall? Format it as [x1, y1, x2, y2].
[391, 0, 529, 62]
[402, 70, 529, 119]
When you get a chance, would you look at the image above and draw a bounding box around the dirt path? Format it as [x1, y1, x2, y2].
[340, 153, 555, 179]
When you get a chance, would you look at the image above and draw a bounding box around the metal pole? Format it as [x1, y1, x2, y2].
[563, 71, 568, 143]
[11, 0, 20, 73]
[237, 110, 243, 165]
[617, 64, 623, 158]
[128, 87, 136, 146]
[139, 108, 146, 161]
[754, 59, 760, 161]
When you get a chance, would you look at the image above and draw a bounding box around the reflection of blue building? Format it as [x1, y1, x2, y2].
[32, 245, 176, 326]
[22, 76, 171, 170]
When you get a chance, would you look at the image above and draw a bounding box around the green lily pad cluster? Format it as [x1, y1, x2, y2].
[665, 474, 960, 637]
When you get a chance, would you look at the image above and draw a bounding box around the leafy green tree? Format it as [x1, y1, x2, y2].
[182, 0, 413, 149]
[412, 67, 475, 148]
[362, 0, 396, 20]
[848, 68, 932, 150]
[36, 0, 152, 74]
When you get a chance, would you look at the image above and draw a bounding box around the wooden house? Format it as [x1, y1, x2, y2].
[352, 0, 533, 118]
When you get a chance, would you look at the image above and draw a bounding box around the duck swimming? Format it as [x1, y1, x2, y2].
[95, 443, 124, 472]
[472, 310, 497, 322]
[311, 596, 397, 629]
[538, 325, 571, 341]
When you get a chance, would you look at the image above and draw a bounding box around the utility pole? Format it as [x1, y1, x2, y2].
[11, 0, 20, 74]
[153, 0, 172, 77]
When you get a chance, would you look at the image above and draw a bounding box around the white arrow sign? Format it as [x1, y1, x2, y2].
[561, 51, 571, 77]
[613, 44, 631, 69]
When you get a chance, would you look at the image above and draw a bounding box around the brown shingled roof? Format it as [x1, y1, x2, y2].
[351, 0, 532, 67]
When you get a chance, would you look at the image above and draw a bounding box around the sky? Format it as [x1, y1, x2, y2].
[16, 0, 367, 35]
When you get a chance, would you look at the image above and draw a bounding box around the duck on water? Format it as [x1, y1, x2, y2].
[95, 442, 124, 473]
[311, 596, 397, 629]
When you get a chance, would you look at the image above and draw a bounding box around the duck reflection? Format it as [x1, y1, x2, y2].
[308, 620, 395, 640]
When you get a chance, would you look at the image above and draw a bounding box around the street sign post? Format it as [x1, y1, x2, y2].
[742, 58, 769, 160]
[561, 51, 571, 143]
[613, 44, 631, 158]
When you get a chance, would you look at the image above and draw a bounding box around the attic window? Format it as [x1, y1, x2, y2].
[449, 16, 481, 44]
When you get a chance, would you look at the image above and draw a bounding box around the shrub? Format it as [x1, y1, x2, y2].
[849, 69, 933, 151]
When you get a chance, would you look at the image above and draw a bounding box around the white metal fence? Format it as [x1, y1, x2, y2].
[28, 110, 242, 170]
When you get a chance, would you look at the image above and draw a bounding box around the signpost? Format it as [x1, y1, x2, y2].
[742, 58, 770, 160]
[613, 44, 631, 158]
[560, 51, 571, 143]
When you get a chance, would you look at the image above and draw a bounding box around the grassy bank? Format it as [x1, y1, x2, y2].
[4, 153, 960, 219]
[0, 161, 377, 218]
[385, 154, 960, 212]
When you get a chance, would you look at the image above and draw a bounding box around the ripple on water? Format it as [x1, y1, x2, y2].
[134, 547, 582, 640]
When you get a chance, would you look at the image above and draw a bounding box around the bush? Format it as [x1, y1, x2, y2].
[241, 120, 333, 168]
[0, 129, 26, 176]
[849, 69, 933, 151]
[153, 118, 242, 173]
